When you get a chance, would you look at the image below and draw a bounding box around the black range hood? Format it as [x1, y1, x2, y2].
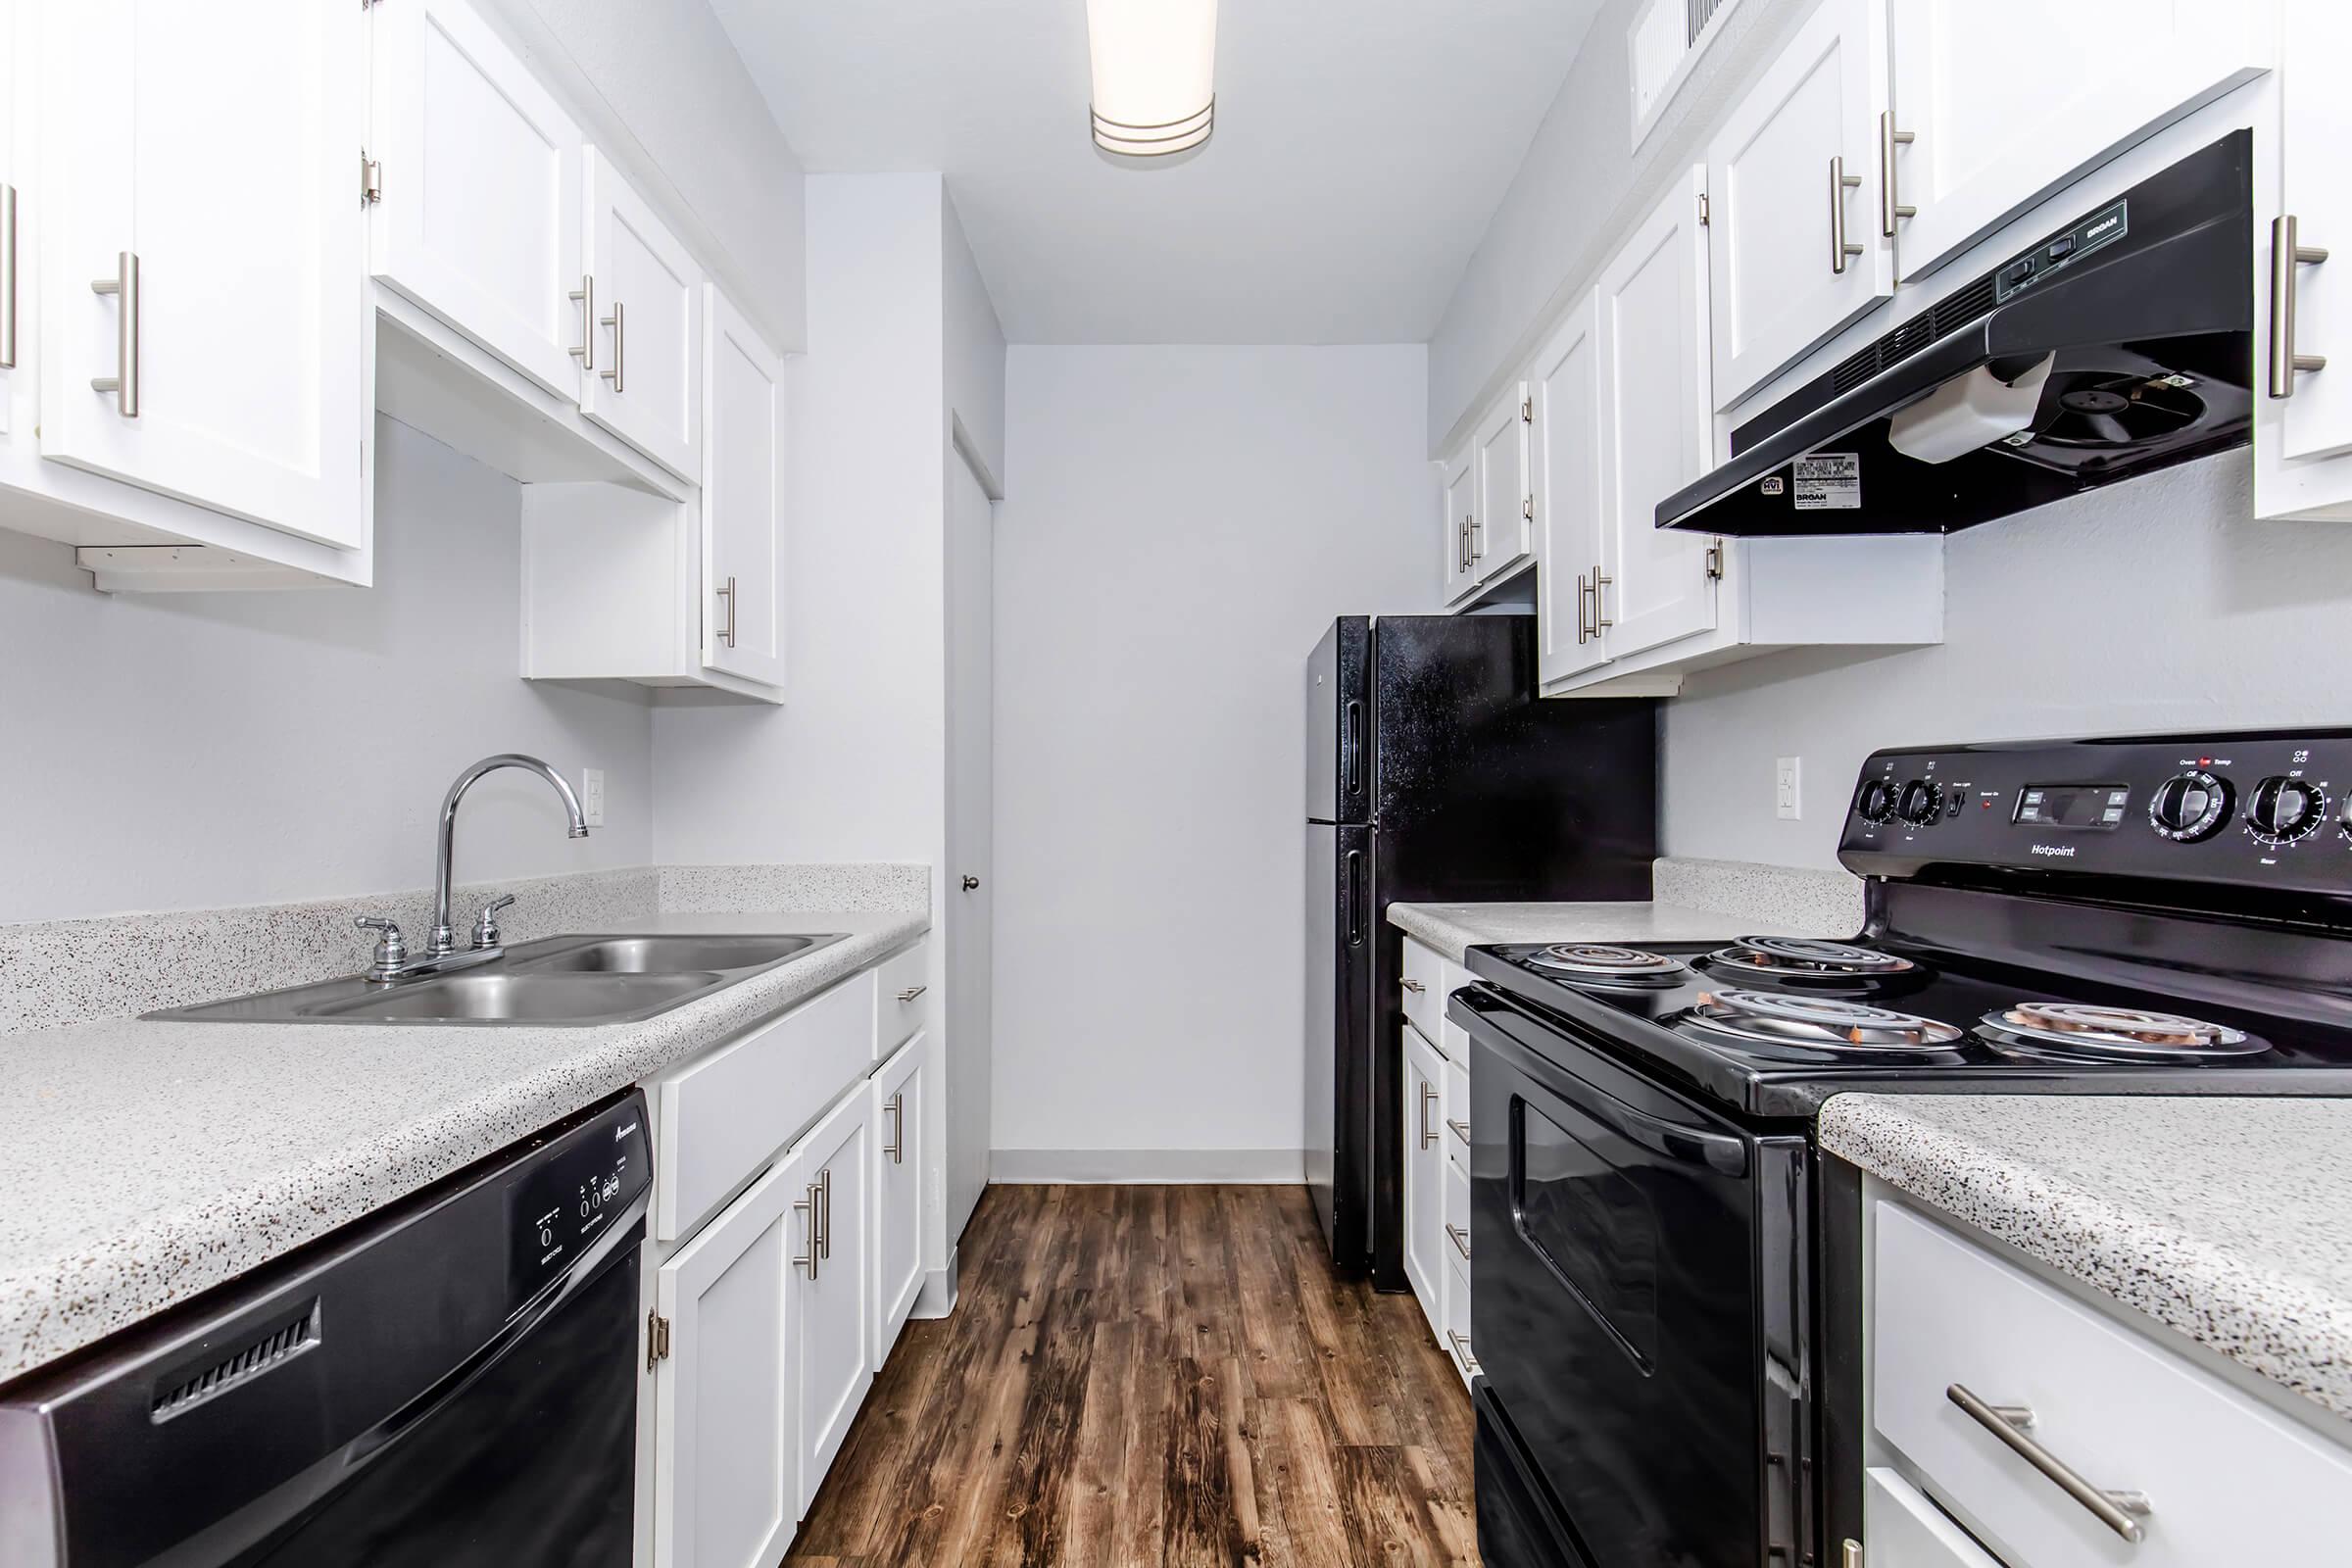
[1659, 129, 2254, 538]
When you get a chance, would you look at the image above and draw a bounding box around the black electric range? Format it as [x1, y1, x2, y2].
[1452, 729, 2352, 1568]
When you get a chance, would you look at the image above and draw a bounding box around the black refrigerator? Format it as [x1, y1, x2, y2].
[1304, 613, 1656, 1287]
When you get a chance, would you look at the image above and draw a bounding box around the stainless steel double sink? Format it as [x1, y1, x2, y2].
[149, 933, 847, 1026]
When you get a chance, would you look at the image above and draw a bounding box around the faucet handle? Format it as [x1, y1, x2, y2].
[472, 894, 517, 952]
[355, 917, 408, 982]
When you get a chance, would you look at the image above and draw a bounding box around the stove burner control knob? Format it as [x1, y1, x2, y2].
[1854, 778, 1896, 824]
[1895, 779, 1943, 826]
[2149, 770, 2231, 842]
[2245, 775, 2326, 846]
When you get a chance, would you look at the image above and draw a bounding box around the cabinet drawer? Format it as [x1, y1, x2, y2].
[1443, 1054, 1470, 1167]
[874, 942, 930, 1057]
[1864, 1467, 1999, 1568]
[653, 969, 878, 1242]
[1444, 1243, 1477, 1387]
[1444, 1153, 1471, 1270]
[1400, 937, 1446, 1041]
[1872, 1200, 2352, 1567]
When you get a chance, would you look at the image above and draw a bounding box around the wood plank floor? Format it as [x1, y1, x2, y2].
[784, 1184, 1480, 1568]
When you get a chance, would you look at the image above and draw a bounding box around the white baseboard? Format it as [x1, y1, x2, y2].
[988, 1148, 1306, 1185]
[911, 1250, 957, 1319]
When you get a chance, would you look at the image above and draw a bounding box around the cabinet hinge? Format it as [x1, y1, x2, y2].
[1697, 191, 1710, 226]
[646, 1311, 672, 1370]
[360, 151, 382, 207]
[1704, 537, 1726, 580]
[1520, 396, 1532, 423]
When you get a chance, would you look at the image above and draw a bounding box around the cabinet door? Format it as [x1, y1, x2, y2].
[788, 1087, 874, 1519]
[1401, 1023, 1445, 1338]
[652, 1158, 796, 1568]
[1470, 382, 1533, 584]
[581, 149, 703, 478]
[1600, 168, 1720, 661]
[1863, 1469, 2002, 1568]
[871, 1032, 926, 1370]
[1439, 444, 1477, 604]
[370, 0, 585, 400]
[42, 0, 366, 548]
[1888, 1, 2267, 282]
[2274, 0, 2352, 467]
[1533, 291, 1611, 688]
[703, 287, 787, 686]
[1705, 0, 1892, 410]
[0, 0, 19, 445]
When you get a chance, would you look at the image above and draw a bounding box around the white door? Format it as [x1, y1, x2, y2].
[1705, 0, 1892, 410]
[1401, 1024, 1445, 1336]
[1439, 443, 1477, 604]
[2274, 0, 2352, 466]
[580, 148, 703, 478]
[1600, 168, 1720, 661]
[702, 287, 787, 687]
[652, 1159, 796, 1568]
[369, 0, 585, 400]
[788, 1088, 873, 1519]
[0, 0, 19, 445]
[1470, 382, 1533, 584]
[1888, 1, 2268, 282]
[946, 452, 995, 1245]
[1533, 290, 1611, 688]
[42, 0, 366, 548]
[871, 1031, 926, 1369]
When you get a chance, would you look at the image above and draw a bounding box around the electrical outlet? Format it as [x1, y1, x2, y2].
[581, 768, 607, 828]
[1775, 757, 1801, 820]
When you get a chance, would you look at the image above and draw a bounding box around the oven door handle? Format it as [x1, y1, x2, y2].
[1479, 1012, 1749, 1175]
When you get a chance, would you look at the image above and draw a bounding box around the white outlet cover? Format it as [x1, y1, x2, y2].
[581, 767, 607, 827]
[1775, 757, 1801, 820]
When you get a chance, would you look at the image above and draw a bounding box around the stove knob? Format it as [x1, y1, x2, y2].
[2245, 775, 2326, 846]
[1896, 779, 1943, 826]
[2149, 770, 2231, 842]
[1854, 777, 1896, 824]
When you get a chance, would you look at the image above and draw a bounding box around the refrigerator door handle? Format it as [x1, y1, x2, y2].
[1345, 850, 1364, 946]
[1343, 701, 1363, 799]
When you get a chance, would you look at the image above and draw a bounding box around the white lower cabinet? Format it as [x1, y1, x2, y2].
[871, 1031, 927, 1371]
[1864, 1467, 2001, 1568]
[1401, 1020, 1446, 1339]
[785, 1085, 874, 1520]
[651, 1157, 798, 1568]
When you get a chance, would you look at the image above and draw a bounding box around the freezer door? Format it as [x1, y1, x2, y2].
[1305, 618, 1370, 823]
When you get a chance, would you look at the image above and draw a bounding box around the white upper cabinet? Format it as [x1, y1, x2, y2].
[1439, 442, 1478, 604]
[702, 287, 788, 688]
[1599, 167, 1719, 663]
[2257, 0, 2352, 518]
[0, 0, 21, 447]
[1705, 0, 1893, 410]
[1886, 0, 2270, 282]
[42, 0, 367, 549]
[370, 0, 586, 401]
[1469, 382, 1534, 587]
[580, 149, 703, 479]
[1532, 290, 1610, 690]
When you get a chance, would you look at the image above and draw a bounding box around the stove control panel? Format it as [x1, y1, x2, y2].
[1839, 732, 2352, 900]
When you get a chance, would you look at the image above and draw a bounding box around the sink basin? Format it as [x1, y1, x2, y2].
[514, 935, 824, 974]
[147, 930, 849, 1026]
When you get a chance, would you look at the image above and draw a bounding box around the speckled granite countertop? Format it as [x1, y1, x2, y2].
[1387, 901, 1827, 963]
[0, 907, 926, 1382]
[1821, 1094, 2352, 1424]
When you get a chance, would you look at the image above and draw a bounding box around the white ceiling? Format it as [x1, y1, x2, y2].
[709, 0, 1603, 344]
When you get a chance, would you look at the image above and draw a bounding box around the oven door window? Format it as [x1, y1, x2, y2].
[1514, 1097, 1659, 1370]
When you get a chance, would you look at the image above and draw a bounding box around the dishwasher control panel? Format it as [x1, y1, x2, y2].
[506, 1094, 652, 1308]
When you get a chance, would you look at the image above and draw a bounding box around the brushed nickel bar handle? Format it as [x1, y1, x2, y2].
[793, 1185, 819, 1278]
[1880, 112, 1915, 237]
[2269, 215, 2329, 399]
[1418, 1081, 1439, 1150]
[1446, 1222, 1471, 1261]
[1831, 156, 1863, 274]
[1446, 1330, 1481, 1374]
[898, 985, 927, 1002]
[1401, 978, 1425, 994]
[1592, 568, 1613, 631]
[90, 251, 138, 416]
[0, 184, 16, 369]
[817, 1165, 833, 1260]
[885, 1091, 905, 1163]
[715, 574, 737, 649]
[600, 299, 624, 391]
[1446, 1117, 1470, 1146]
[1468, 510, 1484, 564]
[567, 274, 594, 369]
[1946, 1384, 2152, 1544]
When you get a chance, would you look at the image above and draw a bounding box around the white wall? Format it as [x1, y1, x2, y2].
[991, 345, 1432, 1179]
[0, 418, 654, 924]
[1663, 454, 2352, 871]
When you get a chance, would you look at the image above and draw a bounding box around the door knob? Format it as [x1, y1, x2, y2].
[961, 875, 981, 892]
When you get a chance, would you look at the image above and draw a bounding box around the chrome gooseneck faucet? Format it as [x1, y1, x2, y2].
[355, 754, 589, 983]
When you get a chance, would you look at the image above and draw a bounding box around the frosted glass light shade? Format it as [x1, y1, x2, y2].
[1087, 0, 1218, 157]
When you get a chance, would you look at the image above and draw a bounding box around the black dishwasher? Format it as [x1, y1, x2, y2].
[0, 1091, 653, 1567]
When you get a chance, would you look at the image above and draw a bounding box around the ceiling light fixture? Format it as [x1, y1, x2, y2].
[1086, 0, 1218, 159]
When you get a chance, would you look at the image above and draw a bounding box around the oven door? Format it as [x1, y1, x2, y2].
[1457, 984, 1813, 1568]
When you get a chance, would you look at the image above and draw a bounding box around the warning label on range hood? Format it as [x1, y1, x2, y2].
[1792, 453, 1860, 511]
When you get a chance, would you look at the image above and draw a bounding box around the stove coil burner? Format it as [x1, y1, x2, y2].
[1685, 989, 1964, 1052]
[1981, 1002, 2267, 1060]
[1705, 936, 1918, 980]
[1528, 943, 1690, 987]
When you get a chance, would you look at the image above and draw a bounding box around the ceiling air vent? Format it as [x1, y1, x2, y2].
[1630, 0, 1743, 147]
[151, 1301, 319, 1421]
